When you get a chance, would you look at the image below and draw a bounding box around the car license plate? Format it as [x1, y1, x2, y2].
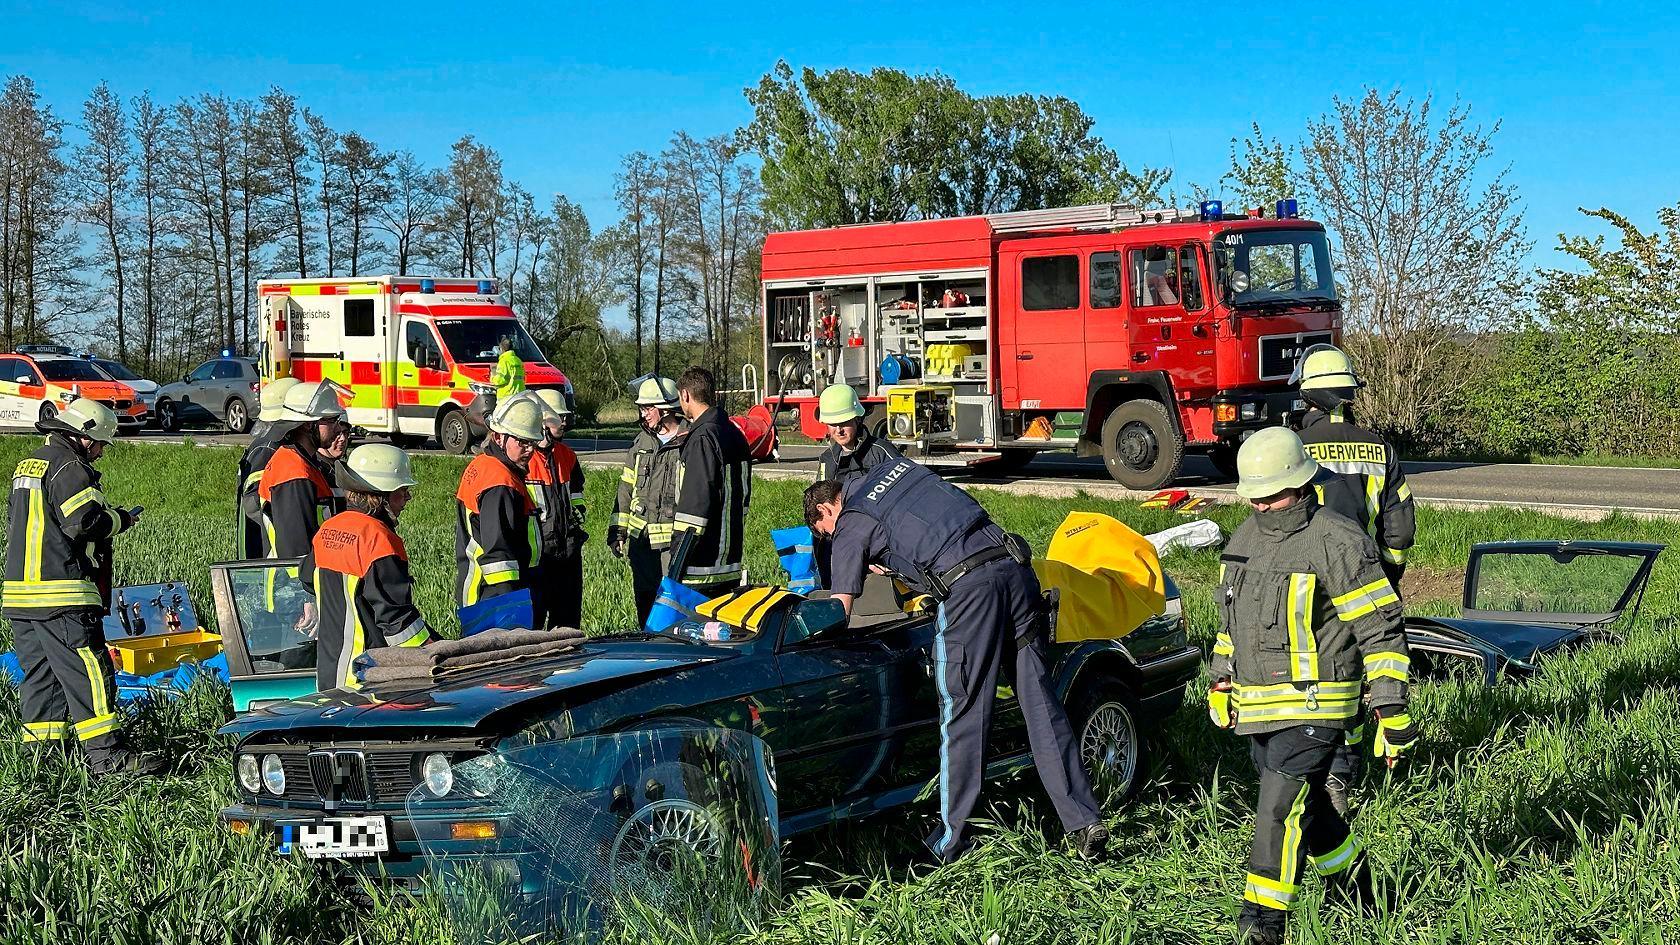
[280, 816, 389, 859]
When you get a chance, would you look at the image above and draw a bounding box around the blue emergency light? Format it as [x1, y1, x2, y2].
[221, 348, 232, 358]
[477, 279, 494, 294]
[419, 278, 436, 294]
[1276, 198, 1299, 219]
[1199, 200, 1223, 222]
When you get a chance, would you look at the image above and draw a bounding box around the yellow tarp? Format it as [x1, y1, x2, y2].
[1032, 512, 1167, 642]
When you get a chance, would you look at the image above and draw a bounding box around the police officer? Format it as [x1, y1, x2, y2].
[668, 367, 750, 597]
[804, 459, 1109, 862]
[4, 398, 162, 775]
[455, 394, 543, 608]
[237, 377, 300, 558]
[1291, 344, 1417, 813]
[610, 375, 686, 622]
[299, 444, 430, 692]
[526, 389, 587, 630]
[1208, 428, 1417, 945]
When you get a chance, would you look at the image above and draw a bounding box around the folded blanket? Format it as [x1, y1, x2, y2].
[354, 627, 587, 683]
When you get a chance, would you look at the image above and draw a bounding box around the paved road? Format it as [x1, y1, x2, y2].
[46, 426, 1680, 518]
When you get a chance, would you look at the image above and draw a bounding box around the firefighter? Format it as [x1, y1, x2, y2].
[258, 380, 350, 564]
[1209, 427, 1417, 945]
[299, 444, 430, 692]
[455, 394, 543, 608]
[609, 374, 686, 623]
[236, 377, 300, 558]
[804, 460, 1109, 863]
[4, 398, 162, 775]
[668, 367, 750, 597]
[1291, 343, 1417, 814]
[526, 389, 587, 630]
[812, 383, 900, 587]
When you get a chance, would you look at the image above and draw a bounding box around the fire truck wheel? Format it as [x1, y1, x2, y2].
[438, 409, 473, 455]
[224, 398, 251, 434]
[1100, 399, 1184, 491]
[1206, 443, 1240, 482]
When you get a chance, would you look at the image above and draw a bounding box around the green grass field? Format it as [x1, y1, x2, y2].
[2, 435, 1680, 943]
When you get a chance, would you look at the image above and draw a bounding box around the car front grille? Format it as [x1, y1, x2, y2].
[309, 749, 370, 803]
[247, 743, 470, 806]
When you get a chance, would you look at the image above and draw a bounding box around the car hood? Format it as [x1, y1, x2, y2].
[218, 638, 730, 737]
[49, 380, 135, 401]
[1406, 615, 1582, 665]
[126, 379, 159, 395]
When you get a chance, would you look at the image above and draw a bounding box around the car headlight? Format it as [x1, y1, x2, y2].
[422, 752, 454, 798]
[457, 753, 505, 798]
[468, 381, 495, 396]
[237, 754, 262, 793]
[261, 754, 286, 795]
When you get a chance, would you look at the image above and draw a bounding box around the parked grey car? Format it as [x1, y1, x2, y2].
[154, 356, 261, 433]
[89, 357, 161, 425]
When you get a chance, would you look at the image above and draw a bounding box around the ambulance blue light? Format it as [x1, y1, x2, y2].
[1276, 198, 1299, 220]
[419, 279, 436, 294]
[477, 280, 494, 294]
[1199, 200, 1222, 222]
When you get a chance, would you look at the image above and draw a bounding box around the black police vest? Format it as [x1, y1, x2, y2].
[841, 458, 989, 576]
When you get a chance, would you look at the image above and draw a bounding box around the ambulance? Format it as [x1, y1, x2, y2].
[257, 276, 571, 454]
[0, 345, 145, 431]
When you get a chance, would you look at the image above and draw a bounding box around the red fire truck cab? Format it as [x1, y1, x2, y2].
[760, 202, 1341, 489]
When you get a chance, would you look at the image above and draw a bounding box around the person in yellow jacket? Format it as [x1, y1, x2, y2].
[491, 336, 526, 399]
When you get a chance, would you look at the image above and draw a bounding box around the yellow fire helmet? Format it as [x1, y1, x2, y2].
[1294, 344, 1363, 391]
[632, 375, 680, 409]
[277, 380, 351, 423]
[42, 397, 119, 444]
[336, 443, 417, 494]
[535, 388, 571, 418]
[258, 377, 302, 423]
[817, 384, 866, 423]
[489, 392, 548, 444]
[1235, 426, 1319, 500]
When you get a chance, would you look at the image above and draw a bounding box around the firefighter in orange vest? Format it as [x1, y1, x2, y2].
[526, 389, 587, 629]
[455, 395, 543, 607]
[258, 380, 350, 562]
[299, 444, 430, 692]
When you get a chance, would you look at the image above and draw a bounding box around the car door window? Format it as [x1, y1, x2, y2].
[406, 321, 443, 369]
[0, 358, 21, 383]
[1090, 251, 1121, 309]
[210, 361, 243, 380]
[1022, 255, 1080, 311]
[188, 361, 216, 383]
[1130, 245, 1205, 311]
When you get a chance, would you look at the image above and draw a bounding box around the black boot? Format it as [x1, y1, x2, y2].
[1235, 904, 1286, 945]
[1069, 821, 1110, 860]
[88, 746, 168, 777]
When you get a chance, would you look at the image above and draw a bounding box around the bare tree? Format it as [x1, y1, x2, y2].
[1298, 89, 1528, 440]
[661, 131, 763, 380]
[377, 151, 444, 274]
[258, 88, 311, 277]
[132, 92, 165, 369]
[614, 150, 659, 373]
[304, 109, 340, 276]
[336, 131, 392, 276]
[440, 135, 502, 276]
[73, 82, 132, 359]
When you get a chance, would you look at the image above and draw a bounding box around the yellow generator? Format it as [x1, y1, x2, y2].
[886, 385, 956, 445]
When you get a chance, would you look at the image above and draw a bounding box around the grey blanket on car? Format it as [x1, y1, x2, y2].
[353, 627, 586, 683]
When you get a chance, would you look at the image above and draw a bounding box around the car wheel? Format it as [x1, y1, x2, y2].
[1100, 399, 1184, 491]
[609, 797, 726, 887]
[224, 397, 251, 434]
[156, 400, 179, 432]
[38, 402, 57, 423]
[438, 409, 472, 455]
[1074, 684, 1145, 804]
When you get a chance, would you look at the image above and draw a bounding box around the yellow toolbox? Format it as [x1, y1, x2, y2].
[109, 631, 223, 676]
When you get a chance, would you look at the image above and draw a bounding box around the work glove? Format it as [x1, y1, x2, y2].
[1208, 680, 1235, 730]
[1372, 706, 1418, 767]
[607, 526, 627, 558]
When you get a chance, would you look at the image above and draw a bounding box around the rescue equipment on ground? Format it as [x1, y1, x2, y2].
[104, 582, 223, 674]
[1145, 518, 1225, 556]
[1176, 497, 1215, 514]
[457, 588, 535, 636]
[772, 525, 819, 594]
[886, 385, 954, 443]
[1140, 489, 1191, 510]
[1032, 511, 1167, 642]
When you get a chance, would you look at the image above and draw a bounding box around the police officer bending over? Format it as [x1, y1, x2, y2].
[1209, 427, 1417, 945]
[804, 459, 1108, 862]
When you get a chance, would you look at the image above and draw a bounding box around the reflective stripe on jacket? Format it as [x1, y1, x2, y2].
[2, 436, 129, 618]
[613, 426, 685, 549]
[671, 407, 751, 587]
[455, 451, 539, 606]
[527, 442, 586, 558]
[1296, 407, 1416, 568]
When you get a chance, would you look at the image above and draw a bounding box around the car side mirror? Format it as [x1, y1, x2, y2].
[182, 374, 191, 383]
[783, 598, 848, 647]
[18, 375, 34, 385]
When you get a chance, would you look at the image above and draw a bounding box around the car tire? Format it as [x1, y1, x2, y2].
[1073, 681, 1146, 804]
[438, 408, 472, 455]
[38, 402, 57, 424]
[1100, 399, 1184, 491]
[224, 397, 251, 434]
[156, 400, 179, 432]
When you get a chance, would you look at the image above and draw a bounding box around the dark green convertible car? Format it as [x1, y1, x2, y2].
[212, 559, 1198, 896]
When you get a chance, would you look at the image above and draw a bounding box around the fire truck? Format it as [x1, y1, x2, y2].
[257, 276, 571, 454]
[759, 201, 1340, 489]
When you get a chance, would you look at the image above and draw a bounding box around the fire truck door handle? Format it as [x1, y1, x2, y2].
[1016, 352, 1034, 361]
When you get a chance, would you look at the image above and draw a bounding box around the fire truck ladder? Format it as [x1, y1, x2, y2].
[984, 204, 1198, 234]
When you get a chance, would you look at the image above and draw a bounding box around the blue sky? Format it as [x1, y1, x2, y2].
[2, 0, 1674, 270]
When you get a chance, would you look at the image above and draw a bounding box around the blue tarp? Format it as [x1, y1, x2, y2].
[2, 649, 228, 705]
[457, 588, 535, 636]
[772, 525, 819, 594]
[645, 578, 710, 634]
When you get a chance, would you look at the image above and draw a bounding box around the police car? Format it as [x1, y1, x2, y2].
[0, 345, 146, 431]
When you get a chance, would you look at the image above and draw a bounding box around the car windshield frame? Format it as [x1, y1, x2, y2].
[1214, 227, 1338, 307]
[1462, 540, 1664, 625]
[434, 318, 545, 364]
[37, 358, 115, 383]
[92, 358, 142, 381]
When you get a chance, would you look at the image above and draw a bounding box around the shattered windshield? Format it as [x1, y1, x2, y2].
[1214, 228, 1337, 306]
[1469, 548, 1651, 618]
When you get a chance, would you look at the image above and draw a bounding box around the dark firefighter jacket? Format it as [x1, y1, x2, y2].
[816, 428, 902, 483]
[300, 509, 430, 691]
[258, 444, 341, 560]
[1296, 406, 1416, 572]
[528, 441, 586, 559]
[455, 451, 540, 606]
[3, 435, 134, 618]
[670, 406, 751, 589]
[237, 421, 283, 557]
[612, 425, 685, 549]
[1210, 492, 1411, 736]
